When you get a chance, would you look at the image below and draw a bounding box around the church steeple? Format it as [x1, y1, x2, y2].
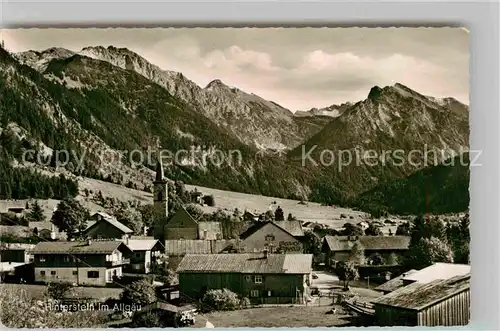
[153, 156, 168, 239]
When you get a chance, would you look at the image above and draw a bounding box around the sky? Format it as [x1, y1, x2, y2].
[0, 28, 469, 110]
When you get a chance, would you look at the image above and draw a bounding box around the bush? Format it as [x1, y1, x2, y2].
[239, 297, 251, 309]
[120, 279, 157, 307]
[201, 289, 245, 312]
[203, 195, 216, 207]
[46, 282, 72, 299]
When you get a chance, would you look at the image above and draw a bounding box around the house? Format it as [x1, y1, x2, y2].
[321, 235, 410, 266]
[0, 262, 34, 283]
[190, 191, 204, 204]
[0, 240, 35, 283]
[238, 221, 304, 253]
[164, 239, 235, 270]
[165, 207, 222, 240]
[31, 240, 132, 286]
[122, 239, 163, 274]
[373, 273, 470, 326]
[83, 212, 134, 240]
[242, 211, 259, 223]
[0, 243, 35, 263]
[165, 208, 198, 240]
[177, 252, 313, 304]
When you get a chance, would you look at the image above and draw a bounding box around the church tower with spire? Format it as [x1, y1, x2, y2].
[153, 158, 168, 224]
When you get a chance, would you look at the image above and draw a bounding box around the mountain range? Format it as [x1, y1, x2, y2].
[1, 45, 470, 212]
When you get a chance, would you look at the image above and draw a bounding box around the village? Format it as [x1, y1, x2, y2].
[0, 159, 470, 328]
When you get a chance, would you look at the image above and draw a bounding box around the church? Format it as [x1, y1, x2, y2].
[153, 158, 222, 241]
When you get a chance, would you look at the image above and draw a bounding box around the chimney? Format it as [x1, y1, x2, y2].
[125, 236, 129, 245]
[263, 249, 269, 259]
[87, 239, 92, 246]
[143, 226, 148, 236]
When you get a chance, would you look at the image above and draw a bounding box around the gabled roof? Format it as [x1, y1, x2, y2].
[239, 221, 304, 239]
[166, 207, 198, 227]
[165, 240, 234, 255]
[373, 273, 470, 311]
[273, 221, 304, 237]
[323, 235, 410, 252]
[31, 240, 131, 255]
[374, 269, 418, 293]
[402, 263, 471, 284]
[177, 253, 313, 275]
[124, 239, 161, 251]
[86, 212, 133, 234]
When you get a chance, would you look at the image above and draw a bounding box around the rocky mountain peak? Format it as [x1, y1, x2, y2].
[15, 47, 75, 71]
[367, 85, 383, 100]
[205, 79, 229, 90]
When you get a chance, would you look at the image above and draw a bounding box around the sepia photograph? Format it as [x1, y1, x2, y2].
[0, 27, 470, 328]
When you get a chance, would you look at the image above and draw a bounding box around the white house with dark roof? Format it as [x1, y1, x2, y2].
[31, 240, 132, 286]
[177, 253, 313, 304]
[122, 239, 163, 274]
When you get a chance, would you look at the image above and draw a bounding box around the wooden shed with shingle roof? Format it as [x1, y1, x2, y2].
[373, 273, 470, 326]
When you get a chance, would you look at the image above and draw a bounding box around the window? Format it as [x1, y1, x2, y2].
[63, 255, 70, 262]
[265, 234, 275, 241]
[40, 270, 46, 276]
[244, 275, 251, 282]
[39, 255, 46, 262]
[87, 271, 99, 278]
[267, 290, 272, 297]
[50, 271, 56, 276]
[254, 275, 263, 284]
[72, 270, 78, 275]
[250, 290, 259, 298]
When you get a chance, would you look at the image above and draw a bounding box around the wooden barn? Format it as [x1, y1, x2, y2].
[176, 252, 313, 304]
[373, 273, 470, 326]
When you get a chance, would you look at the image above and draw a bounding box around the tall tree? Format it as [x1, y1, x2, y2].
[335, 261, 359, 291]
[114, 206, 143, 234]
[274, 206, 284, 221]
[51, 198, 89, 239]
[405, 236, 454, 270]
[27, 200, 46, 223]
[348, 241, 365, 265]
[303, 231, 321, 255]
